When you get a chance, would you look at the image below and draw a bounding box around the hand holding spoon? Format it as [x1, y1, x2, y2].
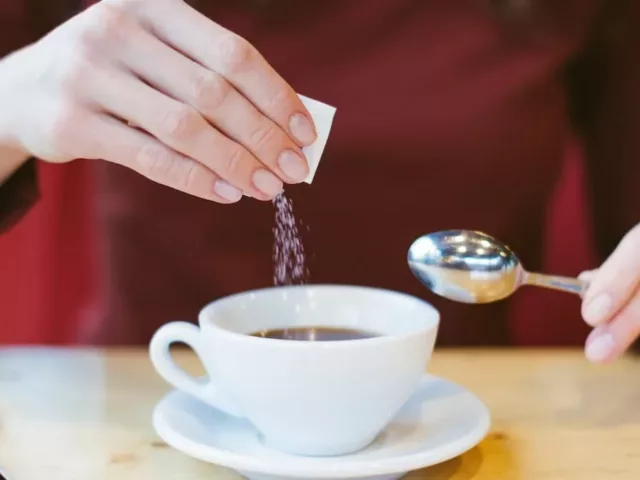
[407, 230, 587, 304]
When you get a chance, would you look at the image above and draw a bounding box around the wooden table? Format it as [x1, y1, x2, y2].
[0, 348, 638, 480]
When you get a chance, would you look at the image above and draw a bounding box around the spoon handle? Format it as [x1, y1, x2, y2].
[524, 272, 587, 297]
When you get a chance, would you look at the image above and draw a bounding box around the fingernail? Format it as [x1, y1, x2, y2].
[289, 113, 316, 145]
[278, 150, 308, 182]
[585, 332, 615, 363]
[252, 169, 283, 196]
[213, 180, 242, 202]
[583, 294, 613, 326]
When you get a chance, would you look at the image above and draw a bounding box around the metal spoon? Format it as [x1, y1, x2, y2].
[407, 229, 587, 304]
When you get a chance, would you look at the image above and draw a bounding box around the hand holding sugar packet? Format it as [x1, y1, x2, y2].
[298, 95, 337, 184]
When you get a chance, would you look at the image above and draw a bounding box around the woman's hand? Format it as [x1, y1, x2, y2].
[580, 223, 640, 363]
[0, 0, 316, 202]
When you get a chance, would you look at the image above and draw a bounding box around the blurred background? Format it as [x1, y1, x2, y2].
[2, 0, 618, 347]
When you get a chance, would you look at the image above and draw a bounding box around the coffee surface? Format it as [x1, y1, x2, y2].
[250, 326, 377, 341]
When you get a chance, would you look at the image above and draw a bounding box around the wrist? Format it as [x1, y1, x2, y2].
[0, 143, 30, 185]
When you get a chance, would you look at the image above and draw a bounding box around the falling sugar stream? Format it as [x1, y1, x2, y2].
[272, 192, 309, 286]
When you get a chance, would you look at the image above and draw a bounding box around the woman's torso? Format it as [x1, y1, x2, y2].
[86, 0, 601, 345]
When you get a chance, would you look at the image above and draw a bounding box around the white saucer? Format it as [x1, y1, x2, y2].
[152, 375, 490, 480]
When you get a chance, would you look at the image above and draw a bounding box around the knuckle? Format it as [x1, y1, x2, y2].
[221, 146, 247, 178]
[217, 34, 254, 74]
[136, 144, 176, 178]
[249, 122, 278, 151]
[95, 4, 130, 37]
[78, 3, 133, 48]
[180, 161, 207, 194]
[264, 85, 294, 112]
[192, 72, 230, 112]
[161, 105, 202, 143]
[136, 145, 205, 195]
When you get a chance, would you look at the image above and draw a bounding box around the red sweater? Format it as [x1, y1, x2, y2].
[2, 0, 640, 346]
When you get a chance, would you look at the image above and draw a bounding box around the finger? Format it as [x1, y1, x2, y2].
[584, 286, 640, 363]
[86, 67, 282, 199]
[581, 225, 640, 327]
[76, 113, 243, 203]
[578, 269, 598, 283]
[136, 0, 317, 146]
[577, 269, 597, 298]
[120, 28, 310, 183]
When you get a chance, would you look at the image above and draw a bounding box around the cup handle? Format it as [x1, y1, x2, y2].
[149, 321, 243, 417]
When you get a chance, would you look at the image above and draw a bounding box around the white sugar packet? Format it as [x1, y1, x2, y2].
[298, 94, 336, 184]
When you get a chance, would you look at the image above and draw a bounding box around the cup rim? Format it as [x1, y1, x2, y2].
[197, 284, 439, 349]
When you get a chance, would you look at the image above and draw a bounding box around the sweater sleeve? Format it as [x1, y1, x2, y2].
[567, 0, 640, 261]
[0, 158, 39, 232]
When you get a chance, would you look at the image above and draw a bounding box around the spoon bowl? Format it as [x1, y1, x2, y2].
[407, 230, 585, 304]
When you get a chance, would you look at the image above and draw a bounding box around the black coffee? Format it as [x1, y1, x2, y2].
[250, 326, 377, 341]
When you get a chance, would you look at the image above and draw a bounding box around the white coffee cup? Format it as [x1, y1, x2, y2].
[149, 285, 439, 457]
